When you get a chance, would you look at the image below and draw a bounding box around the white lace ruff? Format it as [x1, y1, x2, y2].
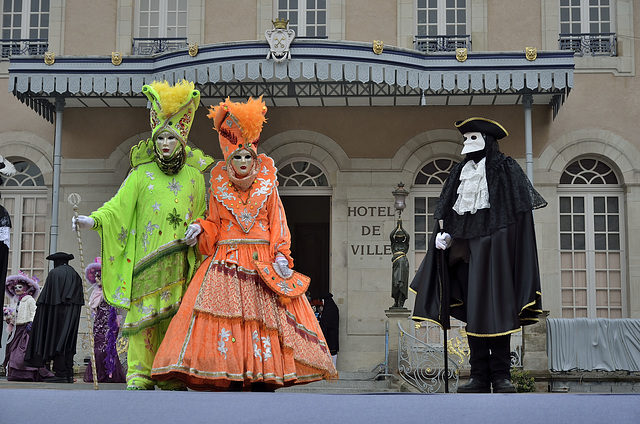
[453, 158, 490, 215]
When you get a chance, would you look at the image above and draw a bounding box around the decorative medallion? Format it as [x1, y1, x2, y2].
[111, 52, 123, 66]
[525, 47, 537, 61]
[44, 51, 55, 65]
[373, 40, 384, 55]
[188, 43, 199, 57]
[265, 18, 295, 63]
[456, 48, 467, 62]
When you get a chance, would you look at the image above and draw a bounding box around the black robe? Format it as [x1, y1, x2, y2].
[0, 206, 10, 347]
[410, 138, 545, 336]
[318, 293, 339, 355]
[25, 263, 84, 365]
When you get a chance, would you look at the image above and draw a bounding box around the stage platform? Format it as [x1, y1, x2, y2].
[1, 379, 639, 424]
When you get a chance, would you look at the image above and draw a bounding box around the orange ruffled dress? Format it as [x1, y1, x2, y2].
[152, 156, 338, 390]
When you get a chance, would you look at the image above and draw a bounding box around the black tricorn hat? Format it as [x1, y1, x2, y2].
[46, 252, 74, 261]
[454, 117, 509, 140]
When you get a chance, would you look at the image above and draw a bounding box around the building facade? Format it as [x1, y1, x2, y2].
[0, 0, 638, 372]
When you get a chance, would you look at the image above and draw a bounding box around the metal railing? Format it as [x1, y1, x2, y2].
[0, 39, 48, 58]
[414, 35, 471, 53]
[397, 321, 461, 393]
[558, 32, 617, 56]
[132, 37, 188, 55]
[397, 319, 524, 394]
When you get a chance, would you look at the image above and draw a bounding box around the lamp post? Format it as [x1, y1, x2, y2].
[391, 182, 409, 219]
[390, 182, 410, 310]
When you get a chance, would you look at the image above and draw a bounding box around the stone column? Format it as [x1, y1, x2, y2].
[385, 307, 412, 374]
[523, 310, 550, 371]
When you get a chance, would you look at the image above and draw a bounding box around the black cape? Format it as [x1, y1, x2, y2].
[410, 138, 544, 336]
[318, 293, 339, 355]
[0, 206, 10, 347]
[25, 263, 84, 365]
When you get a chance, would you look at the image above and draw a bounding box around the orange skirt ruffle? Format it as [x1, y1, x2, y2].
[152, 252, 338, 391]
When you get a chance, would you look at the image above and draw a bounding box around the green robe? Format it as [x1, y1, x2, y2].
[91, 140, 213, 336]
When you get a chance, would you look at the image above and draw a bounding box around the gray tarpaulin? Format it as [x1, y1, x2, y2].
[547, 318, 640, 372]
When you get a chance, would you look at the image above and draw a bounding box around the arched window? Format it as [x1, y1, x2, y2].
[558, 158, 625, 318]
[412, 158, 458, 265]
[277, 160, 329, 188]
[1, 157, 47, 283]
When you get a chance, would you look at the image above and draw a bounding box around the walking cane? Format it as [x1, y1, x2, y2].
[437, 220, 450, 393]
[68, 193, 99, 390]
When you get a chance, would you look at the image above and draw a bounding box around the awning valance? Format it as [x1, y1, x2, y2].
[8, 39, 574, 122]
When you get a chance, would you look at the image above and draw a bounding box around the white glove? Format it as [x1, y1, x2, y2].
[72, 215, 94, 231]
[274, 255, 293, 278]
[435, 232, 452, 250]
[184, 223, 202, 247]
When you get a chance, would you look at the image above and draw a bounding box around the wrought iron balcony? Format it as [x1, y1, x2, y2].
[132, 37, 188, 55]
[559, 33, 617, 57]
[414, 35, 471, 53]
[0, 39, 48, 58]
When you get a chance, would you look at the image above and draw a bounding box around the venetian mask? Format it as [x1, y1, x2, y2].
[461, 131, 485, 154]
[156, 131, 180, 159]
[231, 148, 254, 177]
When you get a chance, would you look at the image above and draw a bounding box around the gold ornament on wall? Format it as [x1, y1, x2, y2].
[456, 48, 467, 62]
[373, 40, 384, 55]
[111, 52, 123, 66]
[525, 47, 537, 61]
[188, 43, 199, 57]
[44, 51, 55, 65]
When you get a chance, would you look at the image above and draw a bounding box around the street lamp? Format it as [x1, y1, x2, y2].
[391, 182, 409, 218]
[390, 182, 410, 310]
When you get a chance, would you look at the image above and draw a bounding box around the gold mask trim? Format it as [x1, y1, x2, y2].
[188, 43, 199, 57]
[373, 40, 384, 55]
[111, 52, 123, 66]
[456, 48, 467, 62]
[44, 51, 55, 65]
[525, 47, 537, 61]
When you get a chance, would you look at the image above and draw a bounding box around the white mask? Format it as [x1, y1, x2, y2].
[156, 131, 180, 159]
[461, 131, 485, 154]
[231, 149, 254, 177]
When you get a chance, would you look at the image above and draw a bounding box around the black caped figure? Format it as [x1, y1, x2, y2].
[25, 252, 84, 383]
[410, 117, 546, 393]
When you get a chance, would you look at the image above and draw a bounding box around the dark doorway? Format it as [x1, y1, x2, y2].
[281, 196, 330, 300]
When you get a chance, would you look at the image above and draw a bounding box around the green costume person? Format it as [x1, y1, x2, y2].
[73, 80, 215, 390]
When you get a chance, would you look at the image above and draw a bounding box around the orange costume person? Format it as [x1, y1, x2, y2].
[152, 97, 338, 391]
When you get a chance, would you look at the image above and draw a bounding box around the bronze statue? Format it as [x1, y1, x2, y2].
[390, 219, 410, 308]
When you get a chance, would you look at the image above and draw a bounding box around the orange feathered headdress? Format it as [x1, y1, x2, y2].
[207, 96, 267, 162]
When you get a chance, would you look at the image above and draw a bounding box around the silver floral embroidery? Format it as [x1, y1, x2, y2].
[276, 281, 293, 294]
[146, 171, 155, 180]
[253, 331, 262, 360]
[218, 328, 232, 359]
[117, 227, 128, 243]
[152, 202, 161, 212]
[142, 221, 160, 252]
[160, 289, 171, 302]
[261, 336, 272, 361]
[257, 221, 268, 231]
[136, 303, 156, 316]
[167, 178, 183, 195]
[216, 184, 236, 201]
[252, 177, 273, 196]
[225, 221, 233, 231]
[238, 209, 253, 227]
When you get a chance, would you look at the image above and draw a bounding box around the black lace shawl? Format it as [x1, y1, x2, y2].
[434, 136, 547, 239]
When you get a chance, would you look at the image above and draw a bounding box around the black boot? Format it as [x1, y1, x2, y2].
[457, 378, 490, 393]
[492, 379, 516, 393]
